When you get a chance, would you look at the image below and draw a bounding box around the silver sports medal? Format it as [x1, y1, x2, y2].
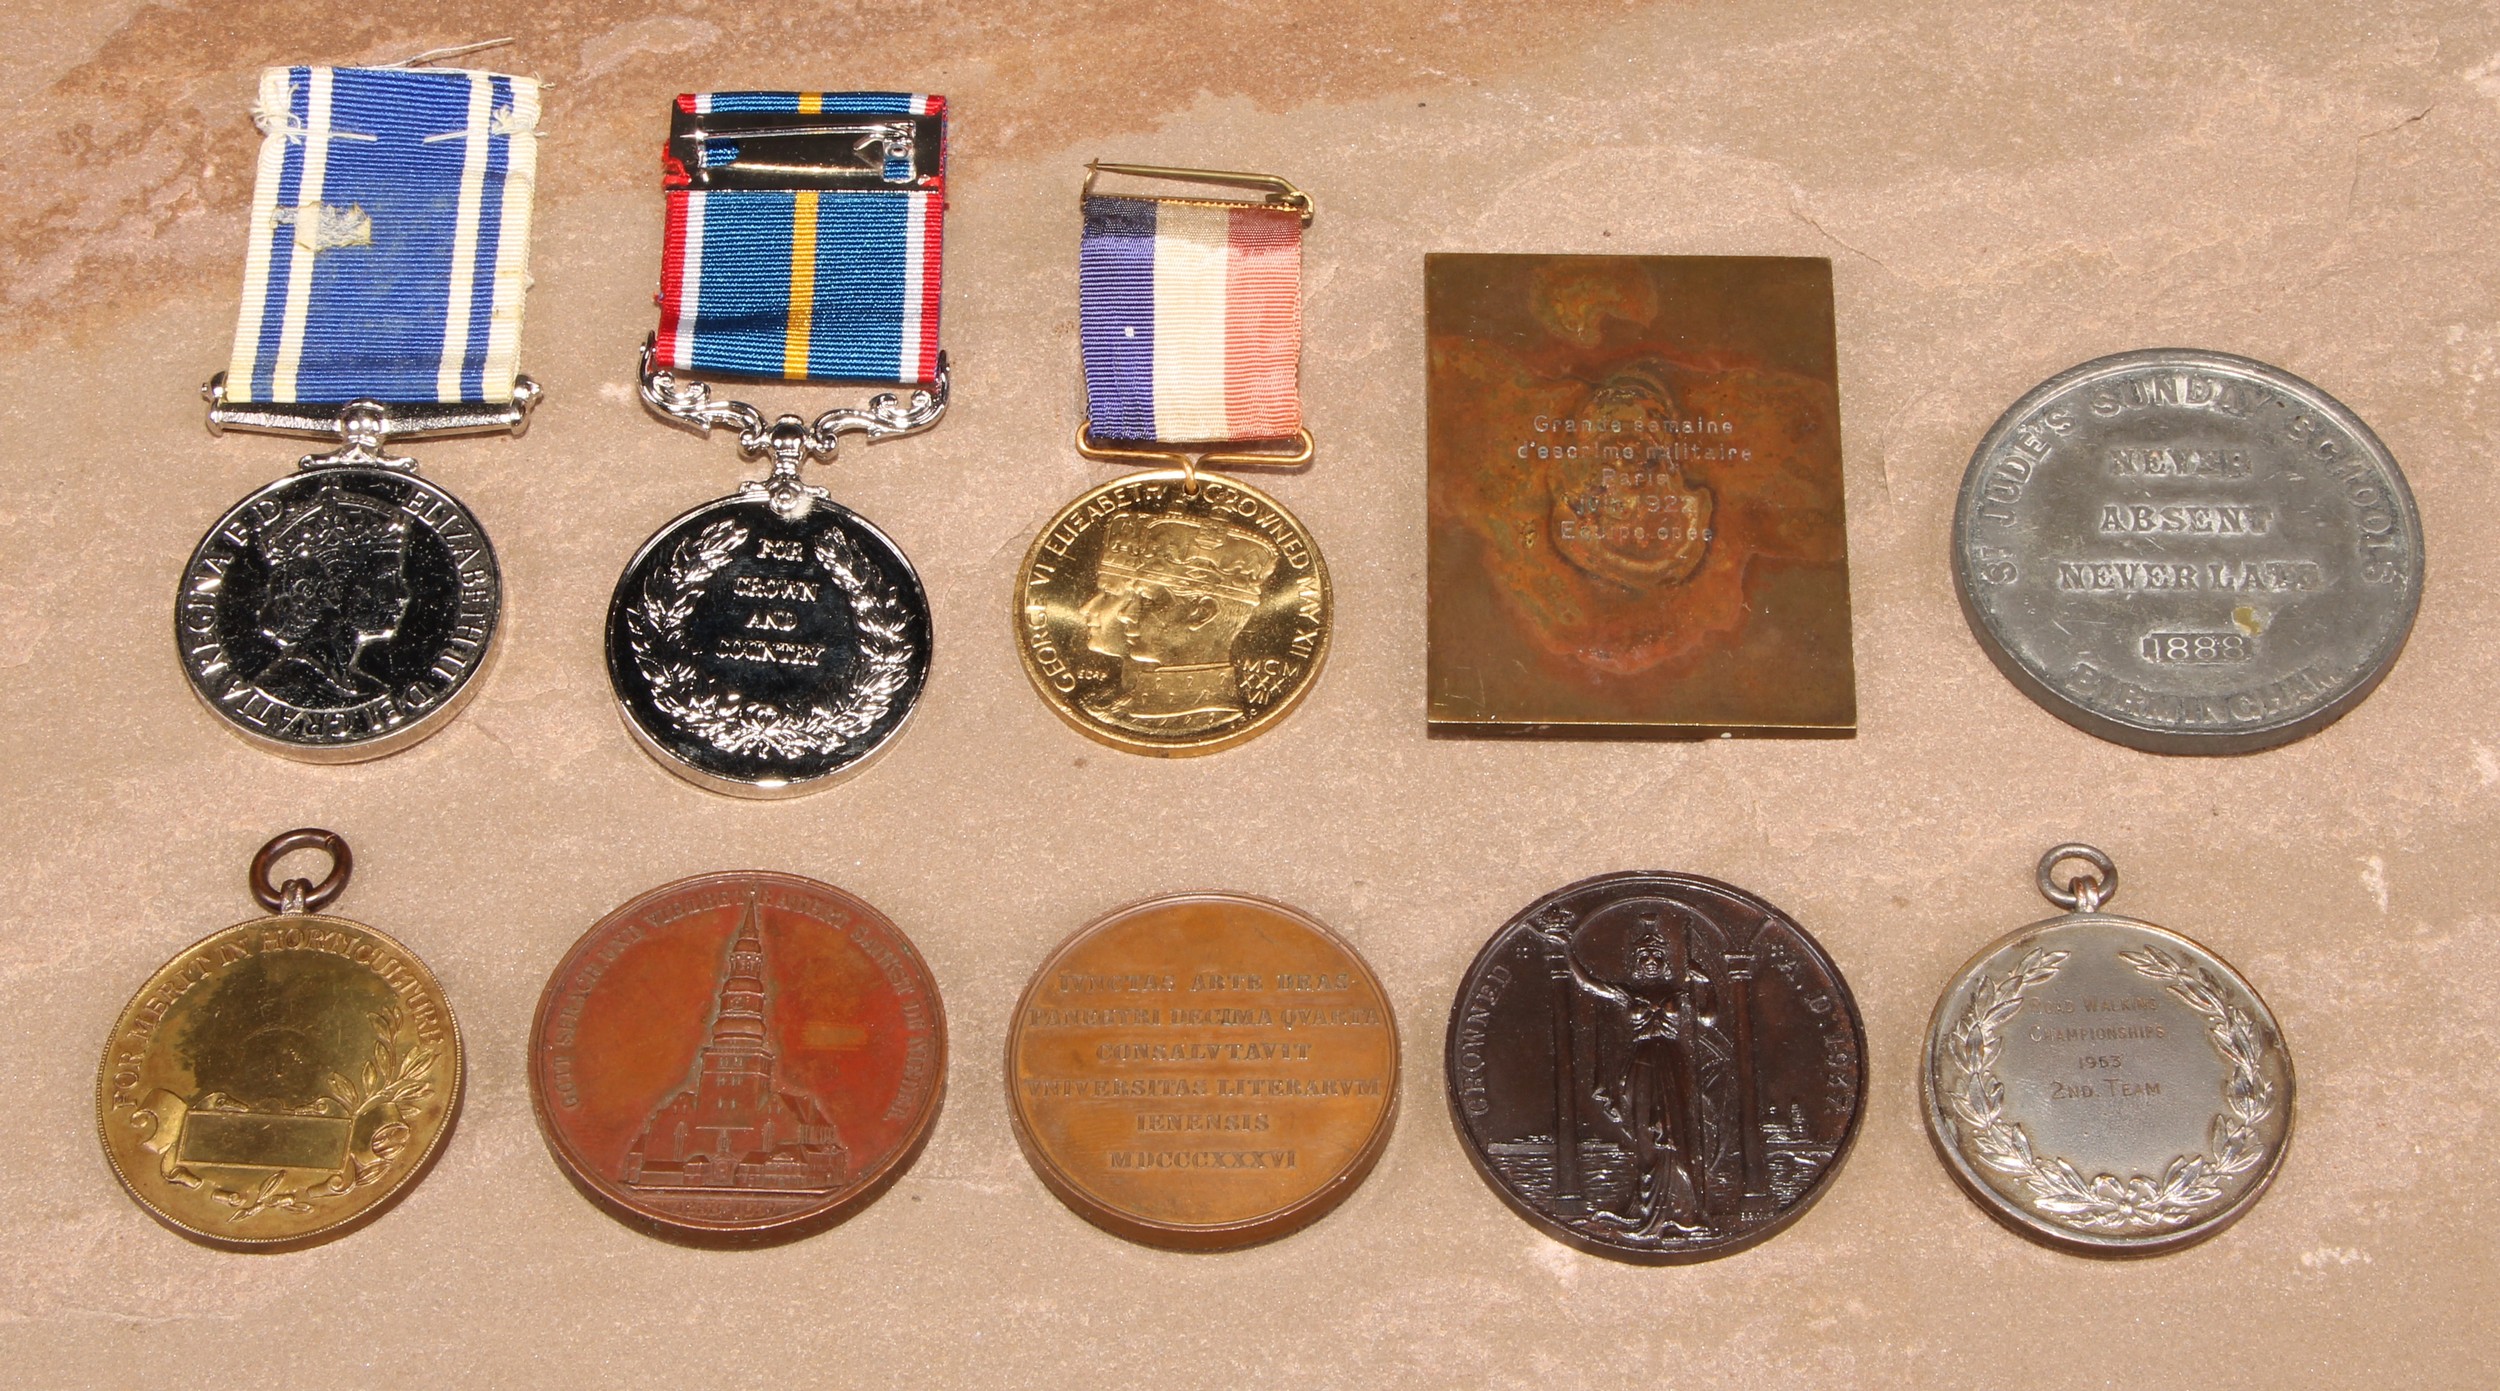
[1923, 844, 2294, 1255]
[178, 64, 545, 761]
[609, 91, 949, 796]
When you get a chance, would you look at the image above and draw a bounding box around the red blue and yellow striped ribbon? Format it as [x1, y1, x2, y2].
[654, 92, 944, 384]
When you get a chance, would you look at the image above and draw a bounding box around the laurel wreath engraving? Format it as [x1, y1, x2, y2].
[1941, 945, 2275, 1233]
[197, 1003, 437, 1223]
[626, 517, 914, 762]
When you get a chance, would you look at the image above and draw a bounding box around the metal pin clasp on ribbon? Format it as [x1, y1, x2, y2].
[1080, 160, 1314, 225]
[665, 107, 942, 191]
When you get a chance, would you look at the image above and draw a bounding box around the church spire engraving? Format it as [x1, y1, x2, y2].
[621, 892, 848, 1193]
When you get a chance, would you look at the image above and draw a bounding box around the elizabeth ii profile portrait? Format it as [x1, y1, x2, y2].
[247, 489, 413, 708]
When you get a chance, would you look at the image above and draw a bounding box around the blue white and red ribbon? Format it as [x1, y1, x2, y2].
[225, 65, 540, 405]
[1079, 195, 1302, 443]
[654, 92, 945, 384]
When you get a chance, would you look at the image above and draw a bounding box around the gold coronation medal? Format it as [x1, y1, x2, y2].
[1015, 163, 1331, 756]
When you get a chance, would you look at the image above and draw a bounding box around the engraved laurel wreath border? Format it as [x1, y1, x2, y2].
[625, 516, 915, 764]
[1941, 942, 2277, 1234]
[133, 1001, 441, 1226]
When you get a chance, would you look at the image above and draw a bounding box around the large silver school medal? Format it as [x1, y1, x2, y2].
[611, 92, 948, 796]
[1953, 348, 2423, 754]
[178, 64, 544, 761]
[1922, 844, 2294, 1255]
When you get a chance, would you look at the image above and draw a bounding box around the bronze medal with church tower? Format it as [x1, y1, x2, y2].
[528, 871, 945, 1240]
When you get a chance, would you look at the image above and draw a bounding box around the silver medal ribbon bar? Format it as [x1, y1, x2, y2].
[204, 373, 541, 469]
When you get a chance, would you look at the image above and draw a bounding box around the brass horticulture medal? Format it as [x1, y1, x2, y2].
[1016, 162, 1331, 755]
[95, 830, 462, 1247]
[1017, 470, 1330, 754]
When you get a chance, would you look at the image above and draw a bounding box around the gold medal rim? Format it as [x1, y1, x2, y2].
[1012, 470, 1333, 758]
[524, 869, 950, 1239]
[93, 913, 466, 1248]
[1003, 890, 1400, 1251]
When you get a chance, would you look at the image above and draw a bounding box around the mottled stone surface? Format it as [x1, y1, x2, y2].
[2, 3, 2495, 1385]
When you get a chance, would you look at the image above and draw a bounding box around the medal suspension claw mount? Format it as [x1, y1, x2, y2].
[638, 337, 950, 519]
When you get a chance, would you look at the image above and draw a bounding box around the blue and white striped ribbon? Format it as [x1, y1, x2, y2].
[225, 65, 541, 405]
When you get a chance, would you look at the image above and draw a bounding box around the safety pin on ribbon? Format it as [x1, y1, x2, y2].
[1081, 160, 1313, 225]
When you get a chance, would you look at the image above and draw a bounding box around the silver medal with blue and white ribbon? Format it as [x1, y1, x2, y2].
[178, 64, 542, 761]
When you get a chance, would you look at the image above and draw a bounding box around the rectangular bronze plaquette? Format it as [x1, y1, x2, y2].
[1425, 253, 1856, 738]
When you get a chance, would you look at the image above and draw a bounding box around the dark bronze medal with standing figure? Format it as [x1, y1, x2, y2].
[1447, 871, 1866, 1262]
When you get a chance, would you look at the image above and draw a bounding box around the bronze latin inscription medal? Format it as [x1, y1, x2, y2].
[96, 830, 463, 1247]
[528, 871, 946, 1240]
[180, 64, 545, 761]
[1006, 893, 1397, 1249]
[1447, 871, 1866, 1263]
[1923, 845, 2293, 1255]
[1015, 163, 1331, 756]
[613, 92, 950, 796]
